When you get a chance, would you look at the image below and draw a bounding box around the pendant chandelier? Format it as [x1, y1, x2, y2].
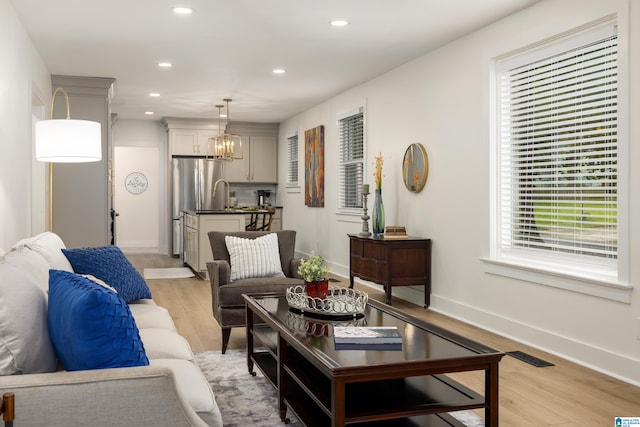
[209, 98, 242, 161]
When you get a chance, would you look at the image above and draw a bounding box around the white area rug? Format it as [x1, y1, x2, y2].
[194, 350, 484, 426]
[143, 267, 194, 280]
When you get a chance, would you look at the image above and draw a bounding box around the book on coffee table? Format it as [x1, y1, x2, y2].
[333, 326, 403, 344]
[335, 342, 402, 351]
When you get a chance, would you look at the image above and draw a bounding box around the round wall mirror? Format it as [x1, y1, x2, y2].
[402, 143, 428, 193]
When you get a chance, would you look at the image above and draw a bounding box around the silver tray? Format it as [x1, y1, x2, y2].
[284, 311, 368, 339]
[285, 285, 368, 317]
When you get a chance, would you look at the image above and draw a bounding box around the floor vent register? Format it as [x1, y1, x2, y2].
[506, 351, 554, 367]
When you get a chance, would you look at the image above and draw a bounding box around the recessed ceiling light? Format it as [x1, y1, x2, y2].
[330, 20, 350, 27]
[172, 6, 193, 15]
[272, 68, 286, 75]
[158, 62, 172, 68]
[149, 93, 160, 97]
[145, 111, 154, 115]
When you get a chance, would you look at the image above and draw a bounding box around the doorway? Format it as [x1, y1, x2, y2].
[113, 147, 160, 253]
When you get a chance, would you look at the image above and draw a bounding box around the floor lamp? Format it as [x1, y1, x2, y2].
[35, 87, 102, 232]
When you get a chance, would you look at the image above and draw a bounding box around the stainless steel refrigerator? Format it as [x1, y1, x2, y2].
[171, 156, 225, 257]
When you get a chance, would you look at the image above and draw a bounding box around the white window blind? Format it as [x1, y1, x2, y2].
[496, 25, 618, 273]
[338, 109, 364, 211]
[287, 134, 298, 187]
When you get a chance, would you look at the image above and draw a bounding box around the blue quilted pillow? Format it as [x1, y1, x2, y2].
[48, 270, 149, 371]
[62, 245, 151, 302]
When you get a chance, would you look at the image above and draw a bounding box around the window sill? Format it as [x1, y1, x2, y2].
[335, 210, 362, 223]
[480, 258, 632, 303]
[285, 185, 301, 194]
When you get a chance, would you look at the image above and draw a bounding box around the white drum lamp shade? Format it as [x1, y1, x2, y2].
[36, 87, 103, 232]
[35, 119, 102, 162]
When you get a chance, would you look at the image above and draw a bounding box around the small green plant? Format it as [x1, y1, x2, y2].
[298, 253, 331, 282]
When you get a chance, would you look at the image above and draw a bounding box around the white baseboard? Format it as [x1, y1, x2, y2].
[327, 259, 640, 387]
[118, 240, 159, 254]
[430, 294, 640, 387]
[120, 246, 160, 254]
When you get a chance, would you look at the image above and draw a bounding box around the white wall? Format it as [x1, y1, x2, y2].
[112, 119, 169, 254]
[0, 0, 50, 250]
[279, 0, 640, 385]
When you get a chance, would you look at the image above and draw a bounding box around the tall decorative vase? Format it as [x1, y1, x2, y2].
[371, 189, 385, 238]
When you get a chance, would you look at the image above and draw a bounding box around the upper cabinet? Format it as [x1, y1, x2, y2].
[224, 135, 278, 183]
[162, 117, 223, 157]
[170, 129, 219, 156]
[163, 119, 279, 183]
[224, 122, 279, 184]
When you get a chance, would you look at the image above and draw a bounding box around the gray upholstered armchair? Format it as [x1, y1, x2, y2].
[206, 230, 304, 353]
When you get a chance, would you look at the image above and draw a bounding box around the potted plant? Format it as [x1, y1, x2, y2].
[298, 253, 331, 300]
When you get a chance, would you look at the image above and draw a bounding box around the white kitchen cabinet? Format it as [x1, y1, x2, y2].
[162, 118, 223, 157]
[224, 122, 279, 183]
[251, 135, 278, 182]
[183, 213, 245, 278]
[169, 129, 218, 156]
[184, 223, 198, 269]
[224, 135, 277, 183]
[183, 213, 198, 269]
[271, 207, 282, 231]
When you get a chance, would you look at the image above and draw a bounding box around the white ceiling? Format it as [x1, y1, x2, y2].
[11, 0, 540, 123]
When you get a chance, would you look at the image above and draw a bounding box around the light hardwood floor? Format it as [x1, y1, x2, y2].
[129, 254, 640, 426]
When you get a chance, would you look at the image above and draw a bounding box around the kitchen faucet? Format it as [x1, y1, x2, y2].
[212, 179, 231, 212]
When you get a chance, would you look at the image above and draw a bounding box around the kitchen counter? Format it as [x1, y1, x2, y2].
[191, 207, 278, 214]
[182, 208, 283, 278]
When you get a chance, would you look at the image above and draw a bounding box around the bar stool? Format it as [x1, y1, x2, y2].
[246, 207, 275, 231]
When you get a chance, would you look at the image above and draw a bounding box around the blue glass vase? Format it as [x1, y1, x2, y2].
[371, 189, 385, 237]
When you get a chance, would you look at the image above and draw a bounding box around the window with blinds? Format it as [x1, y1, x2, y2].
[495, 23, 618, 274]
[287, 134, 298, 187]
[338, 108, 365, 212]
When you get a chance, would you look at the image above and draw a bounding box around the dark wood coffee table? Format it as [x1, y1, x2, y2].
[244, 292, 504, 426]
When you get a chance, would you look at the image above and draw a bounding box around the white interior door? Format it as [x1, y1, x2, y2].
[113, 147, 160, 253]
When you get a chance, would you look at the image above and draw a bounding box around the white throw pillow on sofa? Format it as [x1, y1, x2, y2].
[2, 245, 50, 293]
[225, 233, 285, 281]
[15, 232, 73, 272]
[0, 261, 58, 374]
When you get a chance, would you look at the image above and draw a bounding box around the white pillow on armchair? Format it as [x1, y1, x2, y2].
[225, 233, 285, 281]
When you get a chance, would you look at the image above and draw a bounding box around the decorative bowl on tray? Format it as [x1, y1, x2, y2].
[284, 311, 368, 339]
[285, 285, 368, 318]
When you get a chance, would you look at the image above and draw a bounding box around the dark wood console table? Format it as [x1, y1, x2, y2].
[348, 234, 432, 307]
[349, 234, 431, 308]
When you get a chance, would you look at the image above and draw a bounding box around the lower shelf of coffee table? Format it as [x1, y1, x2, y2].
[251, 351, 277, 388]
[278, 347, 484, 425]
[284, 378, 469, 427]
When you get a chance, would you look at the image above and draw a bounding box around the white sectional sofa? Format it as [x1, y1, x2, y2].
[0, 232, 222, 426]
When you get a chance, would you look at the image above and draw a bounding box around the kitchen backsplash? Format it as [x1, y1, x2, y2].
[230, 183, 278, 207]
